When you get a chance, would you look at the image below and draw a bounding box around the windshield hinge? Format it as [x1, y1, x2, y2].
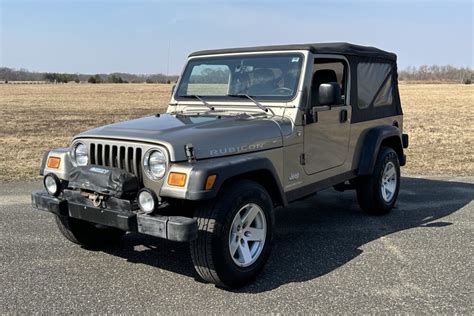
[302, 113, 307, 126]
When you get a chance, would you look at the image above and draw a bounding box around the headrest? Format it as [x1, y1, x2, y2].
[312, 69, 338, 86]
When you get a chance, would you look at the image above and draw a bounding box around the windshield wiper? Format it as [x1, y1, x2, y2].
[178, 95, 214, 111]
[227, 94, 274, 115]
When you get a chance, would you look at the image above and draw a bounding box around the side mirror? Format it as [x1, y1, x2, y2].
[318, 82, 342, 106]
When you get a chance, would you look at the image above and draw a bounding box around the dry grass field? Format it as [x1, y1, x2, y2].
[0, 83, 472, 182]
[399, 83, 473, 176]
[0, 84, 170, 182]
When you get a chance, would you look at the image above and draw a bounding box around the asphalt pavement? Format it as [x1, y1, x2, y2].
[0, 176, 473, 314]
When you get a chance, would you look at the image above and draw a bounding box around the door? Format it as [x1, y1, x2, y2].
[303, 58, 351, 174]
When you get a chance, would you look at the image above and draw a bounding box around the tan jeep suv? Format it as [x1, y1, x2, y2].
[32, 42, 409, 288]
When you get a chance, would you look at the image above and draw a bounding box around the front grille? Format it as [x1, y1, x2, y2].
[89, 143, 143, 183]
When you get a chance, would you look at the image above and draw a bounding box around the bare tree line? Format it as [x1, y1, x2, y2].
[398, 65, 472, 83]
[0, 67, 178, 84]
[1, 65, 472, 84]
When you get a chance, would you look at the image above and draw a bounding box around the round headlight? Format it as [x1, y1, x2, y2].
[143, 149, 167, 180]
[138, 189, 157, 214]
[44, 174, 61, 196]
[71, 142, 88, 166]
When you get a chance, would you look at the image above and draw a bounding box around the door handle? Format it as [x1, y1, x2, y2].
[340, 109, 348, 123]
[311, 106, 331, 123]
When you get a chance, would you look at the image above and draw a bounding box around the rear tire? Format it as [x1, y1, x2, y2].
[356, 146, 400, 215]
[55, 215, 125, 248]
[190, 179, 274, 288]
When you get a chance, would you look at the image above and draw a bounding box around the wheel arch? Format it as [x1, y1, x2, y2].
[219, 169, 286, 207]
[381, 136, 404, 164]
[184, 156, 287, 207]
[357, 125, 405, 176]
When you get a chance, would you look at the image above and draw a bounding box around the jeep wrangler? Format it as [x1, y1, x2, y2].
[32, 42, 409, 288]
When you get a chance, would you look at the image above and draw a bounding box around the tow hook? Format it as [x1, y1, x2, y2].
[80, 191, 107, 208]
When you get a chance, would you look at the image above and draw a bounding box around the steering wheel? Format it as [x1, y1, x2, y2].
[271, 87, 293, 95]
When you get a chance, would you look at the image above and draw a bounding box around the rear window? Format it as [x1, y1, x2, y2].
[357, 63, 393, 109]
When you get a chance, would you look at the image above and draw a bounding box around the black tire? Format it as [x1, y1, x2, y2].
[356, 146, 400, 215]
[55, 215, 125, 248]
[190, 179, 275, 288]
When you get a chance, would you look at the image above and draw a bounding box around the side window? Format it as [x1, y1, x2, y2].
[373, 74, 393, 107]
[311, 59, 347, 106]
[357, 62, 393, 109]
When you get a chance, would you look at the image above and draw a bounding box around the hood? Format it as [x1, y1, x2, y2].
[74, 113, 292, 161]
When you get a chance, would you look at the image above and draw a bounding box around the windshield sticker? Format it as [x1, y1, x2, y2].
[291, 57, 300, 63]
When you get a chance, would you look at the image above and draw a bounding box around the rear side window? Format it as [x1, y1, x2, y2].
[373, 74, 393, 107]
[357, 63, 393, 109]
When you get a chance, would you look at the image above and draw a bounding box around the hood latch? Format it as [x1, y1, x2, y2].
[185, 143, 197, 163]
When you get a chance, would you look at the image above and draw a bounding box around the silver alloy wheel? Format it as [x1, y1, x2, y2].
[381, 161, 397, 202]
[228, 203, 267, 267]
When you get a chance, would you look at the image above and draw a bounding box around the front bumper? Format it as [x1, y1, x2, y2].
[31, 190, 197, 242]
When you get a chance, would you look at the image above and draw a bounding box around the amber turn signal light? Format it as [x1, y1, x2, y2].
[47, 157, 61, 169]
[205, 175, 217, 190]
[168, 172, 187, 187]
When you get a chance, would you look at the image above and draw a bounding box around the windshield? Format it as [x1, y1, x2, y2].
[175, 53, 303, 101]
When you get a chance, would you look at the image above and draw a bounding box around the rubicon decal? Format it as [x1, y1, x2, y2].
[209, 143, 265, 156]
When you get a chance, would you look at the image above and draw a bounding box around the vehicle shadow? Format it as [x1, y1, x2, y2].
[104, 177, 474, 292]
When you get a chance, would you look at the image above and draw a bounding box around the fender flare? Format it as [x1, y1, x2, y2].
[357, 125, 404, 175]
[184, 156, 287, 206]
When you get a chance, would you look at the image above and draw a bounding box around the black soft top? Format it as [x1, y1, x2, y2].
[189, 42, 396, 61]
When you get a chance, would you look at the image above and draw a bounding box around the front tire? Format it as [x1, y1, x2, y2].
[356, 146, 400, 215]
[190, 180, 274, 288]
[55, 215, 125, 248]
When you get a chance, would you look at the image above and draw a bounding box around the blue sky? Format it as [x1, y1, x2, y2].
[1, 0, 472, 74]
